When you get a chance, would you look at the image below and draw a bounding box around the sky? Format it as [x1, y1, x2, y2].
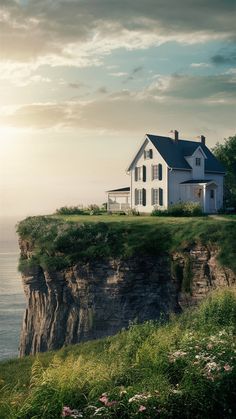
[0, 0, 235, 217]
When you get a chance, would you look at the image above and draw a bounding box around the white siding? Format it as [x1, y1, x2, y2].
[206, 173, 224, 210]
[168, 169, 192, 206]
[130, 138, 168, 213]
[185, 148, 205, 179]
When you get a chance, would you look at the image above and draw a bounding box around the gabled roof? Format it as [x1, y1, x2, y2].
[128, 134, 225, 174]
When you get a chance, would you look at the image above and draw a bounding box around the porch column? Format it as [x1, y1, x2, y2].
[203, 184, 207, 213]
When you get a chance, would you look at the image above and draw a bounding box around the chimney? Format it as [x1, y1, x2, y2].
[200, 135, 206, 146]
[174, 130, 179, 142]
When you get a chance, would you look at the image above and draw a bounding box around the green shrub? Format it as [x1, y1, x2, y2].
[56, 206, 85, 215]
[152, 202, 203, 217]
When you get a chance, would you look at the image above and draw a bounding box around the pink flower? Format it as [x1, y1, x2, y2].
[99, 395, 109, 405]
[99, 394, 117, 407]
[62, 406, 73, 417]
[224, 364, 233, 372]
[139, 405, 147, 412]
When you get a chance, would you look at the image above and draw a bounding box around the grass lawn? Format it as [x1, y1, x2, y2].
[53, 213, 210, 224]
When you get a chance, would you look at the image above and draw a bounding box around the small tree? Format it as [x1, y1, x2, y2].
[212, 134, 236, 209]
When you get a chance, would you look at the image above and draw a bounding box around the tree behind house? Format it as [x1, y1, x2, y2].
[212, 134, 236, 209]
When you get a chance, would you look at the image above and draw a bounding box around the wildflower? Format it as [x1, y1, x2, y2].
[205, 361, 219, 372]
[99, 393, 117, 407]
[169, 350, 187, 362]
[99, 395, 109, 405]
[207, 343, 213, 350]
[62, 407, 83, 418]
[171, 389, 182, 395]
[224, 364, 233, 372]
[120, 389, 127, 396]
[128, 393, 151, 403]
[138, 405, 147, 412]
[62, 407, 73, 417]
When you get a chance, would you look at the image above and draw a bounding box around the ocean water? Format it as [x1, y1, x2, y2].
[0, 218, 25, 361]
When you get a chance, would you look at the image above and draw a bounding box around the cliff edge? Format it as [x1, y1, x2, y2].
[17, 216, 236, 356]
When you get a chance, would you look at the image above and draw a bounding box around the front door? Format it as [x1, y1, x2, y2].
[209, 188, 216, 212]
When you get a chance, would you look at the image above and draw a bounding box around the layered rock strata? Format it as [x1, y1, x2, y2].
[19, 240, 235, 356]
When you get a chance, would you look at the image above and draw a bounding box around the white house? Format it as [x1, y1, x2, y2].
[107, 131, 225, 213]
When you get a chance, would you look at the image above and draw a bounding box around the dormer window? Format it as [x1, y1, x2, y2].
[196, 157, 201, 166]
[144, 149, 153, 159]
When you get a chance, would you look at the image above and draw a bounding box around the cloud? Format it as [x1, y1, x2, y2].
[0, 0, 235, 73]
[1, 73, 235, 132]
[147, 74, 236, 100]
[190, 63, 211, 68]
[109, 72, 129, 77]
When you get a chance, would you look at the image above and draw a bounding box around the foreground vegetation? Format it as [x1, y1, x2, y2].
[0, 289, 236, 418]
[17, 214, 236, 273]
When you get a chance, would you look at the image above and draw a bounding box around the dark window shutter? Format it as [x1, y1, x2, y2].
[149, 149, 153, 159]
[159, 188, 163, 206]
[142, 188, 146, 206]
[135, 167, 138, 181]
[135, 189, 138, 205]
[151, 165, 154, 180]
[158, 164, 163, 180]
[151, 188, 154, 205]
[142, 165, 146, 182]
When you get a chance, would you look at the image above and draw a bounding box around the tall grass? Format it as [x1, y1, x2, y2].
[1, 289, 236, 418]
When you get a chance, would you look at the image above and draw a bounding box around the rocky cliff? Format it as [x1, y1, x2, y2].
[19, 238, 236, 357]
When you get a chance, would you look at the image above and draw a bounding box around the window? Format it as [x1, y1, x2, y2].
[210, 189, 214, 199]
[135, 189, 146, 206]
[135, 189, 143, 205]
[144, 149, 153, 159]
[152, 164, 163, 180]
[196, 157, 201, 166]
[152, 188, 159, 205]
[152, 165, 158, 180]
[135, 166, 142, 181]
[159, 188, 163, 206]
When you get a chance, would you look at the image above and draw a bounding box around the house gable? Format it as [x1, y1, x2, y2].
[184, 146, 207, 179]
[128, 136, 169, 211]
[127, 136, 149, 173]
[145, 134, 225, 174]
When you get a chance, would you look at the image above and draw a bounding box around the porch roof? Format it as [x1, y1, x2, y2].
[180, 179, 213, 184]
[107, 186, 130, 193]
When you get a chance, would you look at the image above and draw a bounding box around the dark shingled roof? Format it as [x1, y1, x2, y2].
[180, 179, 213, 184]
[107, 187, 130, 192]
[147, 134, 225, 173]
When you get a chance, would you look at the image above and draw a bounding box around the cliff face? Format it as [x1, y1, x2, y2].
[19, 240, 236, 357]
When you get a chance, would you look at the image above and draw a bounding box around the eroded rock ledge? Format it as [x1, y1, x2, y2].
[19, 240, 235, 357]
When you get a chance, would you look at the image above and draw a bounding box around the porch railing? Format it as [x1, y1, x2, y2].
[108, 203, 131, 212]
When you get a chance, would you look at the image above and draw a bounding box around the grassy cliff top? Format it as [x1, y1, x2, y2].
[1, 289, 236, 418]
[17, 214, 236, 272]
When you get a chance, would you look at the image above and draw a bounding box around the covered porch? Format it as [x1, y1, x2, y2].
[107, 187, 131, 212]
[180, 180, 218, 213]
